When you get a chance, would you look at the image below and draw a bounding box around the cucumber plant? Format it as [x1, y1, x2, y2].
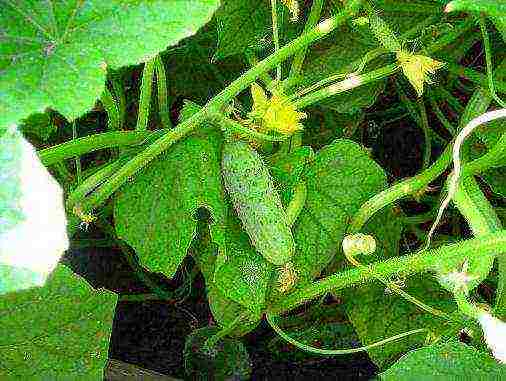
[2, 0, 506, 379]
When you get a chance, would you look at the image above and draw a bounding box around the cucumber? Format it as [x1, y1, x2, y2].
[221, 140, 294, 267]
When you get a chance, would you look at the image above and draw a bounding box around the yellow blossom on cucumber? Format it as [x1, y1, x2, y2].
[396, 50, 445, 97]
[248, 82, 306, 136]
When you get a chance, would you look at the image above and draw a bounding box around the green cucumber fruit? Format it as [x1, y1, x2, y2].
[221, 140, 294, 266]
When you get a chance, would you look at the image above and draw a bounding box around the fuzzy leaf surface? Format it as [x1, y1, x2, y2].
[0, 0, 220, 128]
[380, 340, 506, 380]
[114, 122, 227, 278]
[0, 264, 117, 378]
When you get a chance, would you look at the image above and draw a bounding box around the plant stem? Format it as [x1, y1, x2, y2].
[270, 231, 506, 315]
[293, 64, 399, 109]
[444, 61, 506, 94]
[289, 0, 325, 78]
[72, 122, 81, 185]
[417, 98, 432, 170]
[75, 1, 364, 214]
[271, 0, 281, 80]
[154, 55, 172, 129]
[38, 130, 163, 166]
[136, 58, 155, 131]
[100, 85, 120, 131]
[111, 71, 126, 129]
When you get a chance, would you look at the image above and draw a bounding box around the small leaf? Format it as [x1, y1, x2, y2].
[0, 0, 220, 128]
[0, 264, 117, 378]
[380, 339, 506, 380]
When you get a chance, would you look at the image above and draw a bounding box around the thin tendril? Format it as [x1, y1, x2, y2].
[344, 245, 450, 320]
[266, 312, 427, 355]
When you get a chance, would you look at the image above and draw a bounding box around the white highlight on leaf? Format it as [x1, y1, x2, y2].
[425, 108, 506, 249]
[478, 311, 506, 364]
[0, 132, 69, 277]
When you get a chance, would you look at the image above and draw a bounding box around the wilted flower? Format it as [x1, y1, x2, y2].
[477, 311, 506, 364]
[248, 82, 306, 136]
[396, 50, 445, 97]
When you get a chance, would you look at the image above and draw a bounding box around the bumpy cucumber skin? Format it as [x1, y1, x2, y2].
[222, 140, 294, 266]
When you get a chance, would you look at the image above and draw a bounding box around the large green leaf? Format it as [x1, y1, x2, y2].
[290, 139, 387, 283]
[114, 123, 228, 278]
[380, 339, 506, 380]
[0, 0, 220, 128]
[0, 264, 117, 378]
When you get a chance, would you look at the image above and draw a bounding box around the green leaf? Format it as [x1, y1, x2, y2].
[114, 123, 227, 278]
[19, 112, 57, 142]
[344, 211, 455, 369]
[191, 221, 261, 336]
[184, 326, 251, 380]
[290, 139, 387, 282]
[164, 21, 246, 105]
[213, 206, 275, 316]
[0, 0, 220, 128]
[268, 146, 313, 206]
[0, 264, 117, 378]
[213, 0, 302, 61]
[380, 339, 506, 380]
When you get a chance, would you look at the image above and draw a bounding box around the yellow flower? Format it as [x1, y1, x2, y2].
[281, 0, 299, 22]
[248, 82, 306, 136]
[396, 50, 445, 97]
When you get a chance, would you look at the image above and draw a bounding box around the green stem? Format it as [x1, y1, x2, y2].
[66, 157, 130, 209]
[289, 0, 324, 78]
[429, 97, 457, 136]
[417, 98, 432, 170]
[293, 64, 399, 109]
[271, 0, 281, 80]
[111, 71, 126, 128]
[244, 50, 273, 87]
[154, 55, 172, 129]
[136, 58, 156, 131]
[75, 1, 364, 214]
[479, 15, 506, 108]
[270, 231, 506, 315]
[38, 130, 164, 166]
[100, 85, 120, 131]
[444, 61, 506, 94]
[72, 122, 81, 185]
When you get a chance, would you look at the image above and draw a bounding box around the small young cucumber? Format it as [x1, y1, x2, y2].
[222, 140, 295, 266]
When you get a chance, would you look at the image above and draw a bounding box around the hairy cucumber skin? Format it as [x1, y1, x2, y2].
[222, 140, 294, 266]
